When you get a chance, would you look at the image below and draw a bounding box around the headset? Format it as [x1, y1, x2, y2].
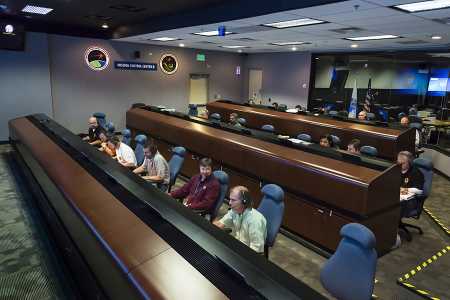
[240, 189, 252, 208]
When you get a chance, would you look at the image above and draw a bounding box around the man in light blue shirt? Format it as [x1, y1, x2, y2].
[213, 186, 267, 253]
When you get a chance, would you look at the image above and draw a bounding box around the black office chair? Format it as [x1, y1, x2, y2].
[399, 158, 433, 242]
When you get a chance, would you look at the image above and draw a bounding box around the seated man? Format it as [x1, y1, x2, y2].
[400, 116, 420, 148]
[83, 117, 106, 146]
[358, 110, 367, 121]
[347, 139, 361, 154]
[107, 136, 137, 167]
[229, 112, 242, 128]
[170, 157, 219, 212]
[397, 151, 424, 201]
[133, 139, 170, 191]
[213, 186, 267, 254]
[319, 134, 334, 148]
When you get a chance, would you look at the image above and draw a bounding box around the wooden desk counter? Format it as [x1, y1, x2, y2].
[207, 101, 415, 160]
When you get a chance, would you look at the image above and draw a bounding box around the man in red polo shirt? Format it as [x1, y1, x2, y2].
[170, 157, 219, 212]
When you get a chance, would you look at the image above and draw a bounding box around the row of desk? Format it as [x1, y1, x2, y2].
[9, 114, 323, 299]
[126, 106, 402, 255]
[206, 100, 415, 161]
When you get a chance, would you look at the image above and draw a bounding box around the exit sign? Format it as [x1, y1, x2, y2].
[196, 54, 206, 61]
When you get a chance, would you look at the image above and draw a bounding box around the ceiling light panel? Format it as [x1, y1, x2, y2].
[394, 0, 450, 12]
[345, 35, 399, 41]
[263, 18, 325, 28]
[270, 41, 307, 46]
[22, 5, 53, 15]
[193, 30, 233, 36]
[151, 37, 180, 41]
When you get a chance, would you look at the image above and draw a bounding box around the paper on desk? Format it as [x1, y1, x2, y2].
[400, 192, 415, 202]
[286, 108, 299, 113]
[288, 138, 312, 145]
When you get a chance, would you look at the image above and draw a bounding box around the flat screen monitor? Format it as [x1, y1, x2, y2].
[427, 77, 448, 92]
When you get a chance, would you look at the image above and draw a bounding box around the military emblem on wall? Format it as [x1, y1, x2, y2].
[160, 54, 178, 75]
[85, 46, 110, 71]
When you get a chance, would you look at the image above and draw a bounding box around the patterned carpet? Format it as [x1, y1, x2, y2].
[0, 144, 66, 300]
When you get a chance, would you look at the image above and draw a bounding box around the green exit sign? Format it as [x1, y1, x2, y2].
[196, 53, 206, 61]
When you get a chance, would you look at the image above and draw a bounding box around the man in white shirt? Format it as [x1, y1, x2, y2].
[213, 186, 267, 253]
[107, 136, 137, 167]
[133, 138, 170, 191]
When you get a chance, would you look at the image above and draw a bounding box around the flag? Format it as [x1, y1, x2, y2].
[364, 79, 374, 112]
[348, 80, 357, 118]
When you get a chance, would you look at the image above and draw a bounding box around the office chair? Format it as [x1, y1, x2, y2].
[188, 104, 198, 117]
[277, 104, 287, 112]
[297, 133, 312, 142]
[330, 134, 341, 147]
[121, 129, 131, 146]
[134, 134, 147, 166]
[93, 112, 107, 129]
[257, 184, 285, 258]
[409, 107, 418, 116]
[261, 124, 275, 133]
[398, 112, 406, 120]
[237, 118, 247, 126]
[408, 115, 422, 124]
[366, 112, 376, 120]
[210, 113, 221, 121]
[360, 146, 378, 157]
[207, 170, 229, 222]
[328, 110, 338, 117]
[167, 147, 186, 193]
[105, 121, 115, 135]
[399, 158, 433, 242]
[320, 223, 377, 300]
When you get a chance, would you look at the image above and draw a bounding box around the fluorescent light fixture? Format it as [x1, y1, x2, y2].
[151, 37, 179, 41]
[179, 43, 185, 47]
[219, 45, 248, 49]
[270, 41, 307, 46]
[193, 30, 233, 36]
[351, 44, 359, 48]
[101, 24, 109, 29]
[431, 35, 442, 39]
[22, 5, 53, 15]
[394, 0, 450, 12]
[238, 49, 243, 53]
[264, 18, 325, 28]
[291, 46, 297, 51]
[345, 35, 399, 41]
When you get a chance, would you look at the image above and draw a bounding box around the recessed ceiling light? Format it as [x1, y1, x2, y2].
[238, 49, 243, 53]
[431, 35, 442, 39]
[151, 37, 180, 41]
[179, 43, 185, 47]
[291, 46, 297, 51]
[270, 41, 307, 46]
[263, 18, 325, 29]
[22, 5, 53, 15]
[393, 0, 450, 13]
[345, 35, 399, 41]
[193, 30, 233, 36]
[219, 45, 248, 49]
[101, 24, 109, 29]
[351, 44, 359, 48]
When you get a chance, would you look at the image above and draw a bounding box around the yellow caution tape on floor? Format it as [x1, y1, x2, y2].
[423, 207, 450, 236]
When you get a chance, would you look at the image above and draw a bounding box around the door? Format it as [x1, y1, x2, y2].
[248, 69, 263, 103]
[189, 74, 209, 105]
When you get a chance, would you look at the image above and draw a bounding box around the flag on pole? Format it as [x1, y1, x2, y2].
[364, 78, 374, 112]
[348, 80, 357, 118]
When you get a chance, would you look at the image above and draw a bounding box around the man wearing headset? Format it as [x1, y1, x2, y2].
[213, 186, 267, 254]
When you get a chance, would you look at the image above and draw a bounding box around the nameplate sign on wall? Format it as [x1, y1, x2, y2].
[114, 61, 157, 71]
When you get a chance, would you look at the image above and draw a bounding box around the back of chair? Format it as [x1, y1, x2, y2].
[188, 104, 198, 116]
[409, 122, 423, 131]
[168, 147, 186, 189]
[93, 112, 106, 129]
[330, 134, 341, 146]
[278, 104, 287, 112]
[398, 112, 406, 120]
[210, 170, 229, 220]
[210, 113, 221, 121]
[105, 121, 115, 135]
[297, 133, 312, 142]
[413, 158, 433, 199]
[237, 118, 247, 126]
[261, 124, 275, 133]
[257, 184, 284, 248]
[134, 134, 147, 166]
[328, 110, 338, 117]
[409, 107, 418, 116]
[320, 223, 377, 300]
[408, 115, 422, 124]
[121, 129, 131, 145]
[366, 112, 376, 120]
[360, 145, 378, 157]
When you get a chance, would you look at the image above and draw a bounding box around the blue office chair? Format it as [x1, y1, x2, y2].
[330, 134, 341, 147]
[93, 112, 106, 129]
[360, 146, 378, 157]
[167, 147, 186, 192]
[261, 124, 275, 133]
[320, 223, 377, 300]
[399, 158, 433, 241]
[208, 170, 229, 222]
[210, 113, 221, 121]
[366, 112, 376, 120]
[121, 129, 131, 146]
[105, 121, 115, 135]
[297, 133, 312, 142]
[188, 104, 198, 116]
[237, 118, 247, 126]
[328, 110, 338, 117]
[398, 112, 406, 120]
[257, 184, 285, 258]
[134, 134, 147, 166]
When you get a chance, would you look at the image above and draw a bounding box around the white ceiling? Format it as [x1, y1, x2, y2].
[115, 0, 450, 53]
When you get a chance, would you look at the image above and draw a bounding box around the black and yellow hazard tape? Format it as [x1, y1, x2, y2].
[423, 206, 450, 236]
[397, 246, 449, 300]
